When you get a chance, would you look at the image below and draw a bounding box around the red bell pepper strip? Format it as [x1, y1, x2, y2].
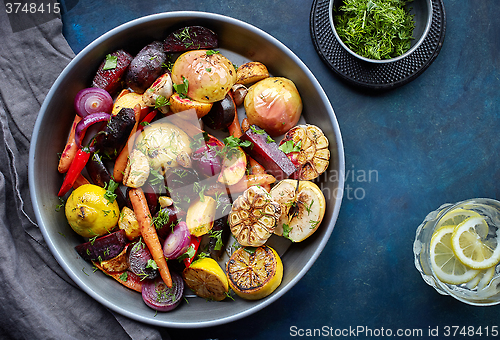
[58, 147, 91, 197]
[183, 236, 201, 267]
[137, 110, 158, 132]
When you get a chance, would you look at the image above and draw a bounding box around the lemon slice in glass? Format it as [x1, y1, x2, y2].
[436, 208, 482, 230]
[465, 265, 496, 290]
[451, 216, 500, 270]
[430, 225, 479, 284]
[182, 258, 229, 301]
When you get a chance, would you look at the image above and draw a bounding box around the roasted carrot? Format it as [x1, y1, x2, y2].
[72, 173, 90, 189]
[248, 157, 271, 191]
[58, 115, 82, 173]
[93, 262, 142, 293]
[113, 104, 142, 182]
[227, 174, 276, 193]
[228, 97, 243, 138]
[129, 187, 172, 288]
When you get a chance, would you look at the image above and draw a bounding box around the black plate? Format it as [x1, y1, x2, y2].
[310, 0, 446, 90]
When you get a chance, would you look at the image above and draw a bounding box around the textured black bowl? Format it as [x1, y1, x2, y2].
[28, 11, 345, 327]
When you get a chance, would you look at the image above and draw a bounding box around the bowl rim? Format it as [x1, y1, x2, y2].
[328, 0, 434, 64]
[29, 10, 345, 327]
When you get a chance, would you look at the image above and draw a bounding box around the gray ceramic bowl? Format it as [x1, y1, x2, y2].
[329, 0, 433, 63]
[29, 11, 345, 328]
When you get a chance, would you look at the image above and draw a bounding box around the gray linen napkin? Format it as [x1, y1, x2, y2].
[0, 8, 165, 340]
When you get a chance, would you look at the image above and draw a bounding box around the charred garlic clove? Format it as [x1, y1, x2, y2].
[142, 73, 173, 114]
[229, 186, 281, 247]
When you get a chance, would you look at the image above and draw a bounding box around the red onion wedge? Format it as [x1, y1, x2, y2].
[74, 112, 111, 149]
[74, 87, 113, 118]
[163, 221, 191, 260]
[142, 272, 184, 312]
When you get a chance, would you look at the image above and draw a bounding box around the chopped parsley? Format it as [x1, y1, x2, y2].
[279, 140, 302, 154]
[104, 179, 119, 204]
[102, 54, 118, 70]
[173, 76, 189, 98]
[206, 50, 220, 56]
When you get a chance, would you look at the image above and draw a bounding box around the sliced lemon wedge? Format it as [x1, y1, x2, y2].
[451, 216, 500, 270]
[182, 258, 229, 301]
[430, 225, 479, 285]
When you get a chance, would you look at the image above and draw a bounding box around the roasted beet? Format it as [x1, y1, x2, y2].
[75, 230, 127, 262]
[201, 92, 236, 130]
[240, 124, 298, 180]
[164, 168, 201, 210]
[153, 205, 185, 240]
[191, 144, 222, 178]
[127, 239, 159, 280]
[164, 26, 218, 53]
[92, 49, 133, 96]
[125, 41, 167, 93]
[86, 153, 128, 209]
[93, 107, 136, 159]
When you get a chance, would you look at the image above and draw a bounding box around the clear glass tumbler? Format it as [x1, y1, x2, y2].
[413, 198, 500, 305]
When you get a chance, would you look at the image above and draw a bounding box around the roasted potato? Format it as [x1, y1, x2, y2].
[236, 61, 269, 85]
[169, 92, 213, 118]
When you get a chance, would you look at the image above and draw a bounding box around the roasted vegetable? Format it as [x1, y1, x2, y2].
[280, 124, 330, 181]
[99, 247, 129, 273]
[123, 149, 150, 188]
[134, 121, 192, 174]
[86, 153, 128, 209]
[164, 26, 218, 52]
[169, 93, 213, 118]
[93, 107, 136, 159]
[240, 124, 297, 180]
[228, 186, 281, 247]
[201, 92, 236, 130]
[171, 50, 236, 103]
[270, 179, 326, 242]
[112, 90, 147, 116]
[118, 206, 141, 240]
[235, 61, 269, 85]
[125, 41, 167, 93]
[127, 239, 159, 280]
[92, 49, 133, 96]
[244, 77, 302, 136]
[74, 229, 128, 262]
[186, 196, 216, 237]
[142, 73, 173, 114]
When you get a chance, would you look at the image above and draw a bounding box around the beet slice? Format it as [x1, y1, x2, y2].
[202, 92, 236, 130]
[240, 124, 298, 180]
[164, 26, 218, 52]
[92, 49, 133, 96]
[75, 229, 127, 262]
[142, 272, 184, 312]
[127, 239, 159, 280]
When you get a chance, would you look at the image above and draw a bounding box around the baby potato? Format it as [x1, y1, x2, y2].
[169, 92, 213, 118]
[244, 77, 302, 137]
[236, 61, 269, 85]
[171, 50, 237, 103]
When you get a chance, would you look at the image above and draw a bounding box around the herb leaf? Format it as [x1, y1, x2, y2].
[279, 140, 302, 154]
[173, 76, 189, 99]
[104, 179, 119, 204]
[103, 54, 118, 70]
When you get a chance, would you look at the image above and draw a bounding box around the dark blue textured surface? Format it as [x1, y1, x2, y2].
[61, 0, 500, 338]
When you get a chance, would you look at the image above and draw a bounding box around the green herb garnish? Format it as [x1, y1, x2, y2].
[206, 50, 220, 56]
[154, 95, 170, 109]
[334, 0, 415, 60]
[103, 54, 118, 70]
[278, 140, 302, 154]
[173, 76, 189, 98]
[104, 179, 119, 204]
